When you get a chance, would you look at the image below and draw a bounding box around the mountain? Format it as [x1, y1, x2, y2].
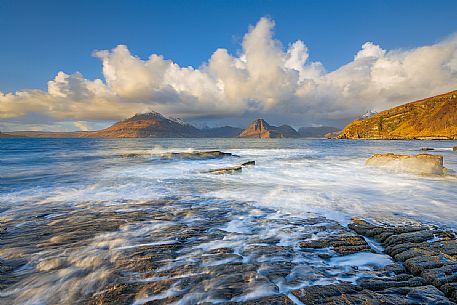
[339, 90, 457, 140]
[0, 131, 27, 138]
[239, 119, 299, 138]
[90, 111, 202, 138]
[200, 126, 243, 138]
[298, 126, 340, 138]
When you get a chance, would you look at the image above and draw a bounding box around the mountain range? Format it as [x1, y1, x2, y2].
[0, 113, 333, 139]
[3, 89, 456, 139]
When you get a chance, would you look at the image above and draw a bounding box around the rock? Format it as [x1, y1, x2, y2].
[454, 146, 457, 151]
[291, 283, 455, 305]
[217, 295, 294, 305]
[241, 160, 256, 166]
[160, 150, 233, 159]
[0, 225, 6, 234]
[121, 150, 233, 159]
[300, 234, 372, 255]
[348, 218, 457, 303]
[239, 119, 299, 138]
[421, 147, 435, 151]
[365, 153, 447, 175]
[206, 166, 242, 174]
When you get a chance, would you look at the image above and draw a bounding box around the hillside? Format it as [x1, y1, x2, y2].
[239, 119, 299, 138]
[90, 112, 202, 138]
[338, 90, 457, 139]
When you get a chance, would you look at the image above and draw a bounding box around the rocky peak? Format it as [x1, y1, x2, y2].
[239, 119, 299, 138]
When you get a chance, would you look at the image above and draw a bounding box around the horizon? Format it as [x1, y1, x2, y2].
[1, 1, 457, 131]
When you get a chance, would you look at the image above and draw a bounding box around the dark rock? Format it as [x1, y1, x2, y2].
[383, 230, 435, 247]
[300, 234, 372, 255]
[241, 160, 256, 166]
[359, 275, 425, 291]
[217, 295, 294, 305]
[421, 148, 435, 151]
[206, 166, 242, 174]
[348, 218, 457, 303]
[404, 255, 445, 275]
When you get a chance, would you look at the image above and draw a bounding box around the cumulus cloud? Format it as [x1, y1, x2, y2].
[1, 17, 457, 129]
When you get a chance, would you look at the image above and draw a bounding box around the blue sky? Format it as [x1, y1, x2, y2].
[2, 0, 457, 92]
[1, 0, 457, 130]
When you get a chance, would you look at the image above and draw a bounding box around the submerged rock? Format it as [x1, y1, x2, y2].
[121, 150, 233, 159]
[160, 150, 233, 159]
[205, 160, 255, 174]
[241, 160, 256, 166]
[206, 166, 243, 174]
[366, 153, 447, 175]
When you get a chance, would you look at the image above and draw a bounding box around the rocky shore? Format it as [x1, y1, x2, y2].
[1, 197, 456, 304]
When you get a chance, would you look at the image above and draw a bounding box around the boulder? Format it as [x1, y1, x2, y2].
[366, 153, 447, 175]
[453, 146, 457, 151]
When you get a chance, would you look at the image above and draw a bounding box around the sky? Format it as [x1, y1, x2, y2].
[1, 0, 457, 131]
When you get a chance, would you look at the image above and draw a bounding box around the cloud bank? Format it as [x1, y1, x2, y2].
[1, 17, 457, 130]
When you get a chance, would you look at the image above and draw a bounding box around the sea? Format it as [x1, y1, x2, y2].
[1, 138, 457, 304]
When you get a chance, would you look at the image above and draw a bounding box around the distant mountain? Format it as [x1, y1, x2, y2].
[200, 126, 243, 138]
[339, 90, 457, 139]
[91, 111, 202, 138]
[0, 131, 27, 138]
[298, 126, 340, 138]
[239, 119, 299, 138]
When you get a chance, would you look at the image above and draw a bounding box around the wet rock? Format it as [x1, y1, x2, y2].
[300, 234, 372, 255]
[206, 166, 243, 174]
[359, 275, 425, 291]
[453, 146, 457, 151]
[421, 148, 435, 151]
[348, 218, 457, 303]
[366, 153, 448, 175]
[291, 283, 455, 305]
[121, 150, 233, 159]
[0, 225, 6, 235]
[404, 255, 446, 275]
[383, 230, 435, 247]
[88, 279, 177, 305]
[258, 261, 296, 280]
[220, 295, 294, 304]
[161, 150, 233, 159]
[241, 160, 256, 166]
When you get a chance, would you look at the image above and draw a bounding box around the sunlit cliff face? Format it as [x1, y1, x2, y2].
[2, 17, 457, 131]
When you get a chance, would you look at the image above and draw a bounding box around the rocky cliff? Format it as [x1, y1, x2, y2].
[339, 90, 457, 139]
[238, 119, 299, 138]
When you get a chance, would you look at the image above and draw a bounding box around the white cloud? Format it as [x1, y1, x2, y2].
[1, 17, 457, 129]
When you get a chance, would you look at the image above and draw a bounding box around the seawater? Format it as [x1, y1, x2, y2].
[1, 138, 457, 304]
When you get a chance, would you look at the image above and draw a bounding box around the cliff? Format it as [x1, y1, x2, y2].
[339, 90, 457, 139]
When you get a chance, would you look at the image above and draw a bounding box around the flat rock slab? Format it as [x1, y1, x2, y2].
[291, 283, 454, 305]
[349, 218, 457, 303]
